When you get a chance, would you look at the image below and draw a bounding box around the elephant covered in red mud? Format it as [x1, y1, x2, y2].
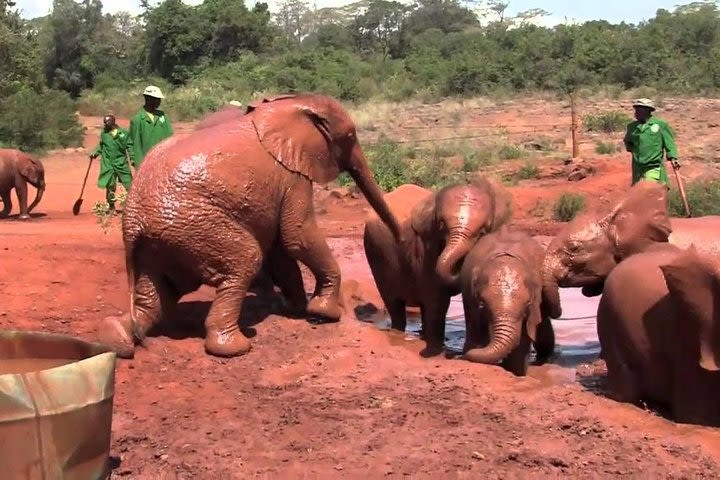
[0, 149, 46, 220]
[541, 180, 720, 318]
[362, 179, 511, 357]
[101, 93, 402, 359]
[596, 242, 720, 427]
[459, 226, 556, 376]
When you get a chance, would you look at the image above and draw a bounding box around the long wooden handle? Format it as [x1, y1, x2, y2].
[78, 157, 93, 198]
[672, 165, 691, 218]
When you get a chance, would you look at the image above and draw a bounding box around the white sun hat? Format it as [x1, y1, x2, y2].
[143, 85, 165, 99]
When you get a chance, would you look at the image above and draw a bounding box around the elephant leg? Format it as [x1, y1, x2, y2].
[204, 276, 255, 357]
[0, 189, 11, 218]
[267, 246, 308, 316]
[501, 335, 531, 377]
[15, 177, 29, 219]
[420, 295, 450, 358]
[281, 199, 342, 321]
[101, 268, 176, 359]
[533, 316, 556, 364]
[386, 298, 407, 332]
[603, 339, 640, 403]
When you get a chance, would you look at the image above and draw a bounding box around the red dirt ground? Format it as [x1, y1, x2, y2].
[2, 106, 720, 479]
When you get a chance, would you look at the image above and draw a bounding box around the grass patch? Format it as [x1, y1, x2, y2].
[669, 178, 720, 217]
[498, 144, 526, 160]
[595, 141, 617, 154]
[583, 111, 632, 133]
[553, 193, 586, 222]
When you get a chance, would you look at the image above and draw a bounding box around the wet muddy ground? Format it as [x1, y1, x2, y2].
[2, 108, 720, 478]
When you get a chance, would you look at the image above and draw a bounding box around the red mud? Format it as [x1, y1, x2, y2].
[2, 110, 720, 478]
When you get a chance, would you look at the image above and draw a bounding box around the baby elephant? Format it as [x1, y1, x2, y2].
[459, 226, 555, 376]
[363, 179, 511, 357]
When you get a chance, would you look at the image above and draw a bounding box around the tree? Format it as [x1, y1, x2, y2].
[351, 0, 409, 60]
[274, 0, 314, 46]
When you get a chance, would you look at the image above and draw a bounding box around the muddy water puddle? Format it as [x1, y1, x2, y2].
[0, 357, 77, 375]
[358, 288, 602, 386]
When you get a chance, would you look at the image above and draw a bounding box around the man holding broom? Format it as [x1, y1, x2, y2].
[623, 98, 681, 188]
[90, 115, 132, 212]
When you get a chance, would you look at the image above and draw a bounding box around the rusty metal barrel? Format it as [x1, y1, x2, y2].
[0, 330, 117, 480]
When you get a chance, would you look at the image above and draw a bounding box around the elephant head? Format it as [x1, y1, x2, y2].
[542, 181, 672, 318]
[245, 93, 401, 240]
[461, 232, 544, 365]
[659, 245, 720, 372]
[412, 177, 512, 289]
[18, 153, 45, 213]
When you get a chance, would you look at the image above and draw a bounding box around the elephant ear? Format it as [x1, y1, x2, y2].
[18, 153, 41, 184]
[251, 102, 340, 184]
[659, 245, 720, 372]
[604, 180, 672, 259]
[245, 94, 297, 115]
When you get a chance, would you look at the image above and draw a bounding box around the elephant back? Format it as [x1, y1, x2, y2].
[366, 183, 432, 226]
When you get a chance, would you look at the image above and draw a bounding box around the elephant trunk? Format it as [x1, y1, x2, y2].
[27, 180, 45, 213]
[463, 317, 520, 365]
[436, 228, 471, 289]
[347, 146, 402, 241]
[541, 252, 563, 319]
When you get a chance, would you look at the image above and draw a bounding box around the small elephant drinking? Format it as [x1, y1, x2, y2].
[0, 149, 46, 220]
[363, 179, 511, 356]
[103, 93, 402, 359]
[542, 180, 720, 317]
[459, 226, 556, 376]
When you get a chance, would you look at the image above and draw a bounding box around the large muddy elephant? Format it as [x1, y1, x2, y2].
[540, 181, 701, 318]
[103, 93, 402, 359]
[363, 179, 511, 356]
[459, 226, 556, 376]
[0, 149, 46, 220]
[597, 243, 720, 426]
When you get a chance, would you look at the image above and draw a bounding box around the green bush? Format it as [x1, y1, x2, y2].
[498, 144, 525, 160]
[365, 136, 411, 191]
[595, 141, 618, 154]
[669, 178, 720, 217]
[0, 89, 85, 152]
[553, 193, 586, 222]
[516, 161, 540, 180]
[583, 111, 632, 133]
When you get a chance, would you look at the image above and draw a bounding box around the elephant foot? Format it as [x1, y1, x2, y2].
[307, 295, 343, 322]
[281, 297, 308, 317]
[100, 315, 136, 359]
[420, 342, 445, 358]
[205, 329, 252, 358]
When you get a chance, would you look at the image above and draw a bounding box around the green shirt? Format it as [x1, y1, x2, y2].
[623, 116, 678, 186]
[93, 127, 131, 165]
[128, 109, 173, 168]
[93, 128, 133, 189]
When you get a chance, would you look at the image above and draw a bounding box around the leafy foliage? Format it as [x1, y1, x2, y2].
[5, 1, 720, 148]
[669, 178, 720, 217]
[584, 111, 633, 133]
[553, 193, 586, 222]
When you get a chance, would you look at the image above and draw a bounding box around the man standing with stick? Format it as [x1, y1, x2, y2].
[90, 115, 132, 212]
[623, 98, 690, 216]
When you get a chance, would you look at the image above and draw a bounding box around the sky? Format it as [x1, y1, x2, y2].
[15, 0, 687, 25]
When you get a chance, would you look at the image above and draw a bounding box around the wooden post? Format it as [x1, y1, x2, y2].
[570, 92, 580, 159]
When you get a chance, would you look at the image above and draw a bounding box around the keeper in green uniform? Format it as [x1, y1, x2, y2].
[90, 115, 132, 211]
[623, 98, 681, 188]
[127, 85, 173, 169]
